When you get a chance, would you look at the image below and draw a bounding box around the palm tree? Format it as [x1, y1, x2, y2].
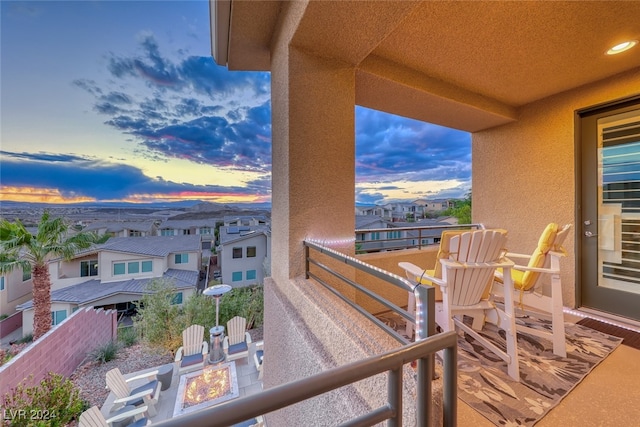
[0, 211, 100, 340]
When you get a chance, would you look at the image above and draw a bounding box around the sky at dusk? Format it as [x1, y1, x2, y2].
[0, 1, 471, 207]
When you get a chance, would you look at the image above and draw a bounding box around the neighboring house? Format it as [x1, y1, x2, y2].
[223, 215, 269, 227]
[357, 206, 394, 221]
[157, 219, 219, 249]
[413, 199, 455, 213]
[83, 220, 158, 237]
[218, 225, 270, 287]
[0, 267, 33, 317]
[17, 235, 202, 335]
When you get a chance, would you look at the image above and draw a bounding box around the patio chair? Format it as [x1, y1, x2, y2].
[399, 229, 491, 334]
[105, 367, 161, 417]
[175, 324, 208, 374]
[403, 229, 521, 380]
[223, 316, 252, 362]
[79, 405, 151, 427]
[493, 223, 572, 357]
[253, 341, 264, 380]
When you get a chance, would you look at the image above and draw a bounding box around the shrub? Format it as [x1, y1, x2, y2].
[16, 333, 33, 344]
[2, 373, 85, 426]
[90, 340, 120, 364]
[117, 327, 138, 347]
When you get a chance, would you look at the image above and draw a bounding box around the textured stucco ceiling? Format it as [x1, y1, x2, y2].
[213, 0, 640, 131]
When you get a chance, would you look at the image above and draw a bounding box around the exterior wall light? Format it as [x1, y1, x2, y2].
[606, 40, 638, 55]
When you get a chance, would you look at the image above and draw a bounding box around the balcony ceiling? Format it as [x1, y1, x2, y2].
[213, 1, 640, 132]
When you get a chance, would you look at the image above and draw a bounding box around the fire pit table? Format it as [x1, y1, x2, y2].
[172, 361, 239, 418]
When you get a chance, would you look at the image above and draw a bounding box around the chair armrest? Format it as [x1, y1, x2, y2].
[175, 347, 184, 362]
[255, 340, 264, 350]
[512, 264, 560, 275]
[201, 341, 209, 355]
[415, 270, 445, 287]
[398, 262, 425, 280]
[504, 252, 532, 260]
[245, 332, 252, 344]
[223, 336, 229, 351]
[125, 370, 159, 384]
[113, 388, 155, 405]
[106, 405, 149, 424]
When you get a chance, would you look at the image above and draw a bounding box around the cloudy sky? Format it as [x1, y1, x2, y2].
[0, 1, 471, 207]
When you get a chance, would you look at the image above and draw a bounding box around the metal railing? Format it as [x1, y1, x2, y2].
[156, 332, 457, 427]
[355, 223, 483, 253]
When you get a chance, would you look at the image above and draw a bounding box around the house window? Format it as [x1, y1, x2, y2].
[142, 260, 153, 272]
[171, 292, 183, 305]
[247, 246, 256, 258]
[113, 263, 126, 275]
[232, 271, 243, 282]
[80, 260, 98, 277]
[129, 230, 142, 237]
[128, 262, 140, 274]
[182, 229, 191, 235]
[371, 232, 380, 240]
[232, 248, 242, 259]
[175, 253, 189, 264]
[161, 229, 174, 236]
[22, 267, 31, 281]
[246, 270, 257, 281]
[51, 309, 67, 326]
[0, 277, 4, 291]
[199, 227, 212, 235]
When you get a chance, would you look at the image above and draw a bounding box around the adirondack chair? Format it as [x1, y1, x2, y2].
[403, 229, 521, 380]
[105, 368, 161, 417]
[79, 405, 151, 427]
[223, 316, 252, 362]
[399, 229, 491, 335]
[493, 223, 572, 357]
[175, 324, 208, 374]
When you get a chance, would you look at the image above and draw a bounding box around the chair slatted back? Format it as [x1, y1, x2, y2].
[106, 368, 131, 399]
[227, 316, 247, 345]
[79, 406, 108, 427]
[447, 229, 507, 306]
[182, 324, 205, 356]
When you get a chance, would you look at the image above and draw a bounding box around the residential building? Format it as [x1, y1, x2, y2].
[82, 220, 158, 237]
[218, 225, 270, 287]
[223, 215, 269, 227]
[17, 235, 202, 335]
[211, 1, 640, 425]
[0, 267, 33, 317]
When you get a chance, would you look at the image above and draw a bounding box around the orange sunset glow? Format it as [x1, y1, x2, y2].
[0, 186, 96, 204]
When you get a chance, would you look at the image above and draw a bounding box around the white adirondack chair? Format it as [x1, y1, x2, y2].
[175, 324, 208, 374]
[223, 316, 252, 362]
[105, 368, 161, 417]
[493, 223, 572, 357]
[79, 405, 151, 427]
[402, 229, 521, 380]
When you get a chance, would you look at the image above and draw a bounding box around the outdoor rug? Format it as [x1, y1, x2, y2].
[576, 317, 640, 350]
[455, 316, 623, 426]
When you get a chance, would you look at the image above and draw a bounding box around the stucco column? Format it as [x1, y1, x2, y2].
[270, 46, 356, 283]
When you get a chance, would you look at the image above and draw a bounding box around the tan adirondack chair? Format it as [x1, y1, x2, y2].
[79, 405, 151, 427]
[223, 316, 252, 362]
[105, 368, 161, 417]
[493, 223, 572, 357]
[175, 324, 208, 374]
[404, 229, 521, 380]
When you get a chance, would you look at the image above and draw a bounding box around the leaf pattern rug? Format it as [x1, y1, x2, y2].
[454, 316, 623, 426]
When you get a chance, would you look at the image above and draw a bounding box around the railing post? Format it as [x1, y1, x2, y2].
[414, 284, 435, 427]
[304, 243, 310, 279]
[388, 367, 403, 427]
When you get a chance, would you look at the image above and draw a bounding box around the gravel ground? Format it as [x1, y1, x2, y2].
[69, 326, 264, 410]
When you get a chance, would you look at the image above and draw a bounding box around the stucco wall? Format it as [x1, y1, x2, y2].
[473, 68, 640, 308]
[263, 277, 442, 426]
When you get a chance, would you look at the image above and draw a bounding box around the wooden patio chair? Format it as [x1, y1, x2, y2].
[404, 229, 521, 380]
[223, 316, 252, 362]
[79, 405, 151, 427]
[175, 324, 208, 374]
[493, 223, 572, 357]
[105, 367, 161, 417]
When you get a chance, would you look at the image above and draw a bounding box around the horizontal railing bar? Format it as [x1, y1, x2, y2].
[304, 240, 414, 292]
[156, 332, 458, 427]
[308, 271, 408, 344]
[308, 257, 414, 324]
[339, 405, 394, 427]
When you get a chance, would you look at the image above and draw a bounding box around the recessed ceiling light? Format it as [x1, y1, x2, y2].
[607, 40, 638, 55]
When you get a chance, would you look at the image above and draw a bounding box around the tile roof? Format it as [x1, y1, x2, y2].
[17, 269, 198, 310]
[96, 235, 201, 257]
